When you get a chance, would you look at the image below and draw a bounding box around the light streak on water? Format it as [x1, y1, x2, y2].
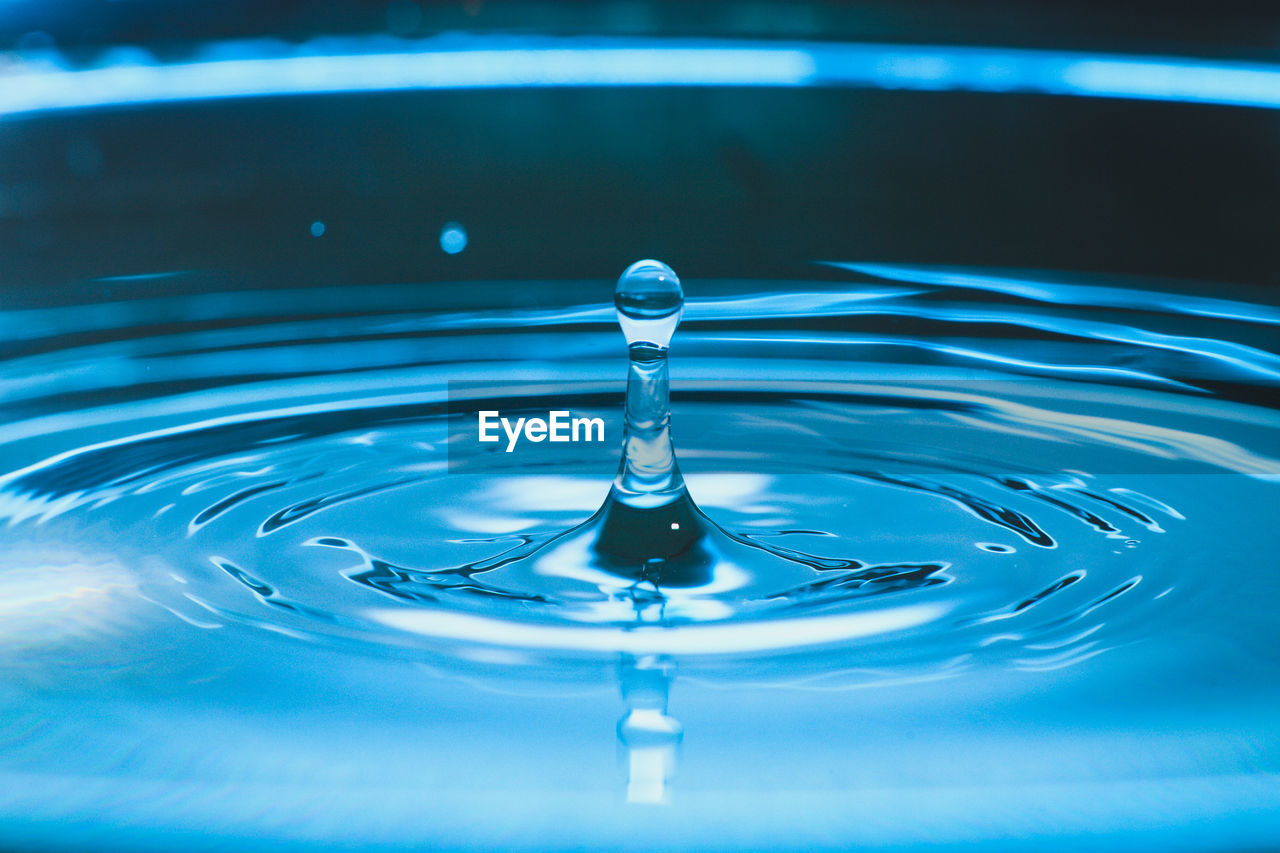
[3, 36, 1280, 119]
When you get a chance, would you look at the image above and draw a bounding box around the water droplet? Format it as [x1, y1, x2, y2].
[440, 222, 467, 255]
[309, 220, 325, 238]
[615, 259, 683, 349]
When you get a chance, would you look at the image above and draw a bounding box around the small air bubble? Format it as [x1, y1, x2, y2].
[440, 222, 468, 255]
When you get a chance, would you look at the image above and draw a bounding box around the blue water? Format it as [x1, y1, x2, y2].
[0, 260, 1278, 851]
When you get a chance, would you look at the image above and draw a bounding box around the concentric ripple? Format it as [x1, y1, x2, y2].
[1, 268, 1276, 674]
[2, 265, 1279, 850]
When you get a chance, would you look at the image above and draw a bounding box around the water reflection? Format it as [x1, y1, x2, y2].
[617, 654, 682, 805]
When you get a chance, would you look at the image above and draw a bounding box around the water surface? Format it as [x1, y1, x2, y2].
[0, 262, 1277, 850]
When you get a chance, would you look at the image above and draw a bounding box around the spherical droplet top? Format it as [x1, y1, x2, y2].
[615, 260, 683, 349]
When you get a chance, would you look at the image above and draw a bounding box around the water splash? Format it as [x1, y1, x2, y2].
[1, 262, 1277, 848]
[419, 261, 871, 617]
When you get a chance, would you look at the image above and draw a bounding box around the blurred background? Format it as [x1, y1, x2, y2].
[0, 0, 1278, 307]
